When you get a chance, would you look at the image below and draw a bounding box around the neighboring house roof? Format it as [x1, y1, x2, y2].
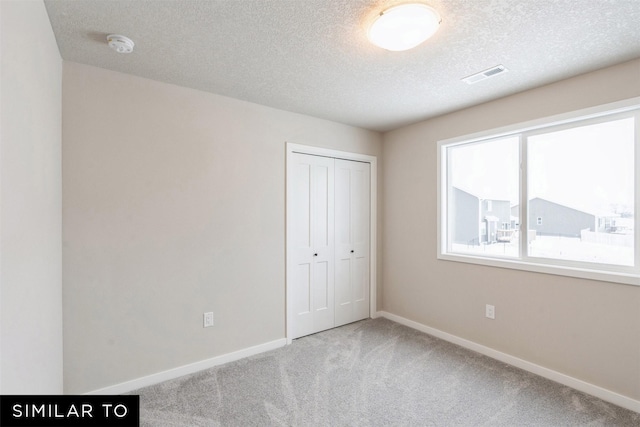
[452, 186, 477, 199]
[456, 188, 621, 219]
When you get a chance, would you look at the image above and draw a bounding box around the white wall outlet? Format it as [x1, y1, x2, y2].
[485, 304, 495, 320]
[203, 311, 214, 327]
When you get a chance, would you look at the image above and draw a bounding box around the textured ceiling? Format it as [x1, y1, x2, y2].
[44, 0, 640, 132]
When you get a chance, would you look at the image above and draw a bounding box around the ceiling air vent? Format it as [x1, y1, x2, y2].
[462, 65, 508, 84]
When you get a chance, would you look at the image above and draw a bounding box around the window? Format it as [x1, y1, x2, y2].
[438, 98, 640, 285]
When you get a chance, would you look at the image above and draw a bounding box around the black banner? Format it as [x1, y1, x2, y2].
[0, 395, 139, 427]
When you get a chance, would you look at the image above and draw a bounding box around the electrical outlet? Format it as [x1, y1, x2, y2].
[203, 311, 214, 327]
[485, 304, 495, 320]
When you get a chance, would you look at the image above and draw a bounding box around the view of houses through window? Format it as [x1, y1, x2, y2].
[527, 117, 634, 266]
[444, 111, 636, 272]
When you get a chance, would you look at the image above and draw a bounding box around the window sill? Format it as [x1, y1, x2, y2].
[437, 252, 640, 286]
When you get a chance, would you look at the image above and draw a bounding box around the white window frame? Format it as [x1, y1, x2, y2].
[437, 97, 640, 286]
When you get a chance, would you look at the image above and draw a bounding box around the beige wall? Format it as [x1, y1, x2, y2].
[62, 62, 382, 393]
[0, 0, 63, 393]
[382, 59, 640, 400]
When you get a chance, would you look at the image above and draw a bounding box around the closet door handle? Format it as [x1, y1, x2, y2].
[314, 253, 318, 256]
[350, 250, 354, 253]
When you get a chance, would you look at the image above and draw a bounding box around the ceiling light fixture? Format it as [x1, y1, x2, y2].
[368, 3, 441, 52]
[107, 34, 135, 54]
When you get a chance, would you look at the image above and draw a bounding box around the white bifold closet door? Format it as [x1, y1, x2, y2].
[334, 159, 370, 327]
[290, 153, 370, 339]
[290, 154, 335, 339]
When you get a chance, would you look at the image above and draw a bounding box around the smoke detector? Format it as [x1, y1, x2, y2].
[107, 34, 135, 54]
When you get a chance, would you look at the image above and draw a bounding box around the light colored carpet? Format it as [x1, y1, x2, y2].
[132, 318, 640, 426]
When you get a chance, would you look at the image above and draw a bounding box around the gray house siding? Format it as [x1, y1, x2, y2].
[451, 187, 512, 244]
[529, 198, 595, 237]
[481, 199, 512, 243]
[481, 200, 511, 227]
[451, 187, 479, 244]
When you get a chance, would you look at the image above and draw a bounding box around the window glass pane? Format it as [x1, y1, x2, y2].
[527, 117, 634, 266]
[447, 136, 520, 257]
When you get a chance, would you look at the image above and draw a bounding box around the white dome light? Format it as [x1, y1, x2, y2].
[368, 4, 441, 52]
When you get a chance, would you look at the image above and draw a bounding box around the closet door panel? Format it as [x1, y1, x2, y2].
[335, 160, 370, 327]
[313, 164, 330, 249]
[290, 153, 334, 338]
[292, 263, 311, 315]
[311, 158, 335, 333]
[334, 164, 352, 326]
[351, 163, 370, 321]
[290, 156, 314, 337]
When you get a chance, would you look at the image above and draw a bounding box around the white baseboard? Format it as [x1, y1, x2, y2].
[85, 338, 287, 395]
[377, 311, 640, 414]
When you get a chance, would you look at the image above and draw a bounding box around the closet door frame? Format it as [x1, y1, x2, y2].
[286, 143, 378, 344]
